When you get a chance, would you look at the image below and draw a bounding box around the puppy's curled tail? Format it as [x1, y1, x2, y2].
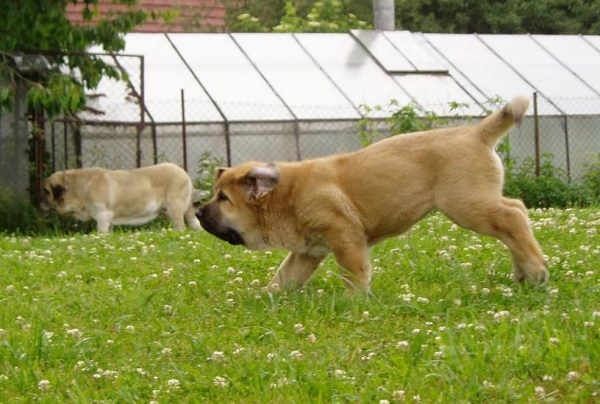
[476, 95, 530, 147]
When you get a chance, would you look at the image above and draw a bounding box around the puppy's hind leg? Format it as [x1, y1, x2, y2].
[267, 252, 326, 293]
[165, 201, 187, 231]
[184, 204, 201, 231]
[442, 199, 548, 284]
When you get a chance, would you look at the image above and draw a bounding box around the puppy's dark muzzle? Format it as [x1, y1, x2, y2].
[196, 205, 245, 246]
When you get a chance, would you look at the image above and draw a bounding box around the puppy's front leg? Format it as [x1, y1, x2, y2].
[330, 240, 372, 293]
[267, 252, 326, 293]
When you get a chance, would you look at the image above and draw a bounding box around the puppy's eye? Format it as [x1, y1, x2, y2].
[217, 191, 230, 203]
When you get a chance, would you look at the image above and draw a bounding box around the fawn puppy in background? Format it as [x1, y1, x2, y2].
[43, 162, 203, 233]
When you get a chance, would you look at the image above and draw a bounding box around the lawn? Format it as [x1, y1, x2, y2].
[0, 208, 599, 403]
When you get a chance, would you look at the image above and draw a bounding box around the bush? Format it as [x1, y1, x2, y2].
[503, 154, 597, 208]
[193, 152, 224, 203]
[0, 185, 94, 235]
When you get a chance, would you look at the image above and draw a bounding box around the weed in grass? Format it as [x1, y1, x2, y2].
[0, 209, 599, 402]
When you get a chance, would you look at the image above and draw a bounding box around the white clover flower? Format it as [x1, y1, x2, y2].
[210, 351, 225, 362]
[549, 337, 559, 344]
[482, 380, 495, 388]
[213, 376, 228, 388]
[66, 328, 83, 338]
[306, 333, 317, 343]
[266, 353, 277, 362]
[290, 350, 304, 360]
[392, 390, 405, 401]
[535, 386, 545, 398]
[397, 341, 409, 349]
[294, 323, 305, 334]
[125, 325, 136, 333]
[161, 347, 172, 356]
[38, 379, 51, 391]
[167, 378, 181, 391]
[566, 371, 580, 381]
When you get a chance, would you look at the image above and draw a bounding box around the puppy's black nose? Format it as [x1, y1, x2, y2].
[195, 204, 207, 220]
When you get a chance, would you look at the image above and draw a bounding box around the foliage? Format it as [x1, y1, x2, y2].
[395, 0, 600, 34]
[0, 185, 93, 235]
[357, 99, 455, 148]
[504, 155, 575, 208]
[229, 0, 371, 33]
[581, 154, 600, 201]
[0, 209, 599, 401]
[224, 0, 600, 35]
[0, 0, 174, 118]
[193, 152, 225, 203]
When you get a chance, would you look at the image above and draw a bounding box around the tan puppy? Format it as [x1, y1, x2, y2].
[197, 95, 548, 293]
[43, 162, 202, 233]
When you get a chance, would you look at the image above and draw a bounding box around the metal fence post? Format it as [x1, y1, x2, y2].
[533, 92, 540, 177]
[563, 115, 571, 183]
[181, 89, 188, 172]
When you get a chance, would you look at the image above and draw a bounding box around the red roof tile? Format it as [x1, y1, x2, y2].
[66, 0, 226, 32]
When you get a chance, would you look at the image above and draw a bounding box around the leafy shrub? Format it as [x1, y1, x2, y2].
[193, 152, 224, 203]
[503, 154, 597, 208]
[0, 185, 95, 235]
[581, 154, 600, 201]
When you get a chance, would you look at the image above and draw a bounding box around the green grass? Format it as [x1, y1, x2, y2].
[0, 208, 599, 403]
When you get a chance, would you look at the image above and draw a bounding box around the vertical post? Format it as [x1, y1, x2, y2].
[63, 120, 68, 169]
[563, 115, 571, 183]
[152, 122, 158, 165]
[33, 109, 45, 206]
[181, 89, 188, 172]
[294, 120, 301, 160]
[51, 120, 56, 172]
[138, 55, 145, 168]
[136, 124, 142, 168]
[224, 123, 232, 167]
[533, 92, 540, 177]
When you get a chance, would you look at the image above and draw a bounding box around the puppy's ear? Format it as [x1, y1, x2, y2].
[244, 163, 280, 200]
[215, 167, 228, 182]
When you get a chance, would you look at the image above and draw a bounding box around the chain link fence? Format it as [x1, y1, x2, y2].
[46, 95, 600, 183]
[38, 52, 600, 200]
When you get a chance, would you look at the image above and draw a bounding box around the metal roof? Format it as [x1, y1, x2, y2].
[87, 31, 600, 123]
